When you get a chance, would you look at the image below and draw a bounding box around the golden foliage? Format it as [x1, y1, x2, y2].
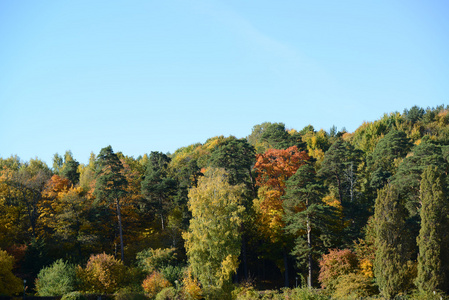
[142, 271, 171, 298]
[181, 269, 203, 300]
[77, 253, 127, 294]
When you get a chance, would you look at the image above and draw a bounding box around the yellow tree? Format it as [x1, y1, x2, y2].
[183, 168, 245, 294]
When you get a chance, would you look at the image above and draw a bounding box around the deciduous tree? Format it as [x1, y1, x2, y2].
[183, 168, 245, 290]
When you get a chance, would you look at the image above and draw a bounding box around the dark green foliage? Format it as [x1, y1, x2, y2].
[36, 259, 77, 296]
[416, 166, 449, 294]
[22, 237, 52, 284]
[261, 123, 294, 149]
[61, 159, 80, 186]
[283, 164, 332, 287]
[94, 145, 128, 261]
[318, 139, 365, 244]
[208, 137, 255, 187]
[318, 139, 361, 204]
[141, 152, 177, 230]
[247, 122, 305, 153]
[374, 184, 412, 299]
[404, 105, 425, 124]
[392, 141, 447, 216]
[367, 130, 411, 190]
[94, 146, 128, 202]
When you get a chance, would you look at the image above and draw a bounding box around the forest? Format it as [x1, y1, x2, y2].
[1, 105, 449, 300]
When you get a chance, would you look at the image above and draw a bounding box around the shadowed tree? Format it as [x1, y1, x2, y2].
[283, 163, 333, 288]
[141, 151, 177, 230]
[94, 146, 128, 261]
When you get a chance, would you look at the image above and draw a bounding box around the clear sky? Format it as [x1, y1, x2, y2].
[1, 1, 448, 166]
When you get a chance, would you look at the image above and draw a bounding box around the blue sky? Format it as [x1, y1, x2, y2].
[1, 1, 448, 166]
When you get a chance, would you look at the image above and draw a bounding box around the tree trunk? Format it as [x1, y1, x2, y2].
[283, 247, 289, 287]
[116, 198, 124, 262]
[307, 214, 312, 289]
[336, 174, 343, 204]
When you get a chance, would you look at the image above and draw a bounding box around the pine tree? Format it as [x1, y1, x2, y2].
[283, 163, 331, 288]
[94, 146, 128, 261]
[141, 151, 176, 230]
[374, 183, 411, 299]
[415, 166, 449, 293]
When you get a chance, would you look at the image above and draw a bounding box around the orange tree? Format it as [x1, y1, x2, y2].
[252, 146, 310, 286]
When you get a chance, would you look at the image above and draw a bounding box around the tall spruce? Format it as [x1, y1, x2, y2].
[94, 146, 128, 261]
[416, 166, 449, 293]
[374, 183, 411, 299]
[141, 151, 176, 230]
[283, 163, 331, 288]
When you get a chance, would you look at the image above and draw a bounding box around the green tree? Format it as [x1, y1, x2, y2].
[208, 137, 256, 280]
[367, 130, 411, 191]
[141, 151, 177, 230]
[61, 159, 80, 186]
[415, 166, 449, 294]
[183, 168, 245, 292]
[52, 153, 64, 175]
[94, 146, 128, 261]
[392, 141, 447, 216]
[208, 137, 255, 191]
[282, 163, 330, 288]
[374, 184, 411, 299]
[35, 259, 77, 296]
[404, 105, 425, 124]
[318, 139, 364, 244]
[247, 122, 304, 153]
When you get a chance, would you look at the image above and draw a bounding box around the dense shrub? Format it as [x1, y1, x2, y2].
[142, 271, 171, 299]
[77, 253, 127, 294]
[155, 287, 178, 300]
[0, 249, 23, 296]
[318, 249, 358, 291]
[36, 259, 77, 296]
[331, 273, 378, 299]
[136, 248, 177, 274]
[160, 265, 184, 286]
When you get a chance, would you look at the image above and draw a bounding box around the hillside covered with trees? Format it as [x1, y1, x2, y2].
[1, 105, 449, 299]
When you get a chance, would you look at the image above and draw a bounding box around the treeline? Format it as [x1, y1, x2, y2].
[1, 105, 449, 299]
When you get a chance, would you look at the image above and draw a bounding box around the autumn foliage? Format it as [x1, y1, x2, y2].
[141, 271, 171, 298]
[254, 146, 310, 192]
[253, 146, 310, 239]
[318, 249, 358, 290]
[76, 253, 127, 294]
